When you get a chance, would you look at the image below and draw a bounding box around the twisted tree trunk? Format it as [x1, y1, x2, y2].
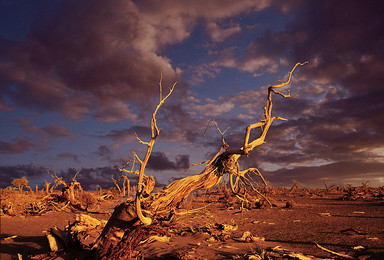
[94, 62, 307, 258]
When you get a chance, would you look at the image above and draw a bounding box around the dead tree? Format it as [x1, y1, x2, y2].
[11, 176, 29, 192]
[44, 181, 51, 195]
[122, 175, 130, 197]
[48, 170, 82, 204]
[112, 176, 130, 196]
[94, 63, 307, 258]
[111, 177, 122, 194]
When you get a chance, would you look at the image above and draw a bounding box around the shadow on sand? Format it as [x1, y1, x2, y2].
[1, 234, 48, 259]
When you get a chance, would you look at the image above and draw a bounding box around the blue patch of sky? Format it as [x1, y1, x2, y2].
[0, 2, 35, 40]
[71, 116, 126, 136]
[0, 109, 30, 141]
[242, 7, 293, 32]
[192, 67, 279, 100]
[225, 9, 295, 53]
[162, 24, 209, 68]
[0, 152, 33, 167]
[194, 67, 245, 97]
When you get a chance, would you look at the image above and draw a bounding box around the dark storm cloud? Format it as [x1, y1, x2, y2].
[241, 0, 384, 97]
[245, 1, 384, 85]
[2, 1, 383, 188]
[273, 88, 384, 162]
[222, 0, 384, 186]
[0, 0, 181, 120]
[265, 160, 384, 187]
[234, 87, 384, 187]
[0, 164, 45, 188]
[147, 152, 190, 171]
[0, 0, 272, 120]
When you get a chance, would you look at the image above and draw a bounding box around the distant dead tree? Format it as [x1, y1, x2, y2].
[111, 177, 122, 194]
[94, 63, 307, 258]
[111, 176, 130, 196]
[11, 176, 32, 192]
[122, 175, 130, 197]
[323, 180, 336, 191]
[48, 170, 83, 204]
[361, 180, 369, 189]
[44, 180, 51, 195]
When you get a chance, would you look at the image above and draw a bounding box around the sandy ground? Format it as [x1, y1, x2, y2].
[0, 197, 119, 260]
[1, 192, 384, 259]
[159, 195, 384, 259]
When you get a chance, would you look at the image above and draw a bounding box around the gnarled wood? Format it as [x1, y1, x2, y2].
[94, 62, 307, 258]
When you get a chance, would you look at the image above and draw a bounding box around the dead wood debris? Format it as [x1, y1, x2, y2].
[30, 212, 373, 260]
[174, 222, 267, 244]
[268, 246, 316, 260]
[32, 214, 172, 259]
[1, 235, 18, 241]
[31, 214, 108, 259]
[1, 201, 15, 216]
[315, 242, 354, 259]
[234, 231, 265, 243]
[0, 190, 114, 216]
[67, 214, 108, 250]
[340, 186, 383, 201]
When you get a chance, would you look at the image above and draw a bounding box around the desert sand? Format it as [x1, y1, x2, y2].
[1, 188, 383, 259]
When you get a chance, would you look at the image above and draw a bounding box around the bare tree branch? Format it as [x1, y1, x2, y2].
[94, 62, 307, 257]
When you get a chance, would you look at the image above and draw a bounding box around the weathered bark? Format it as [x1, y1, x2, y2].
[94, 63, 307, 258]
[93, 198, 139, 257]
[94, 156, 226, 258]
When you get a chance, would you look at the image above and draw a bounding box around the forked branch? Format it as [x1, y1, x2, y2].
[219, 62, 307, 206]
[132, 78, 177, 225]
[242, 61, 308, 155]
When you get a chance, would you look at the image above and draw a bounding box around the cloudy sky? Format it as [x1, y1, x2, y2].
[1, 0, 383, 190]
